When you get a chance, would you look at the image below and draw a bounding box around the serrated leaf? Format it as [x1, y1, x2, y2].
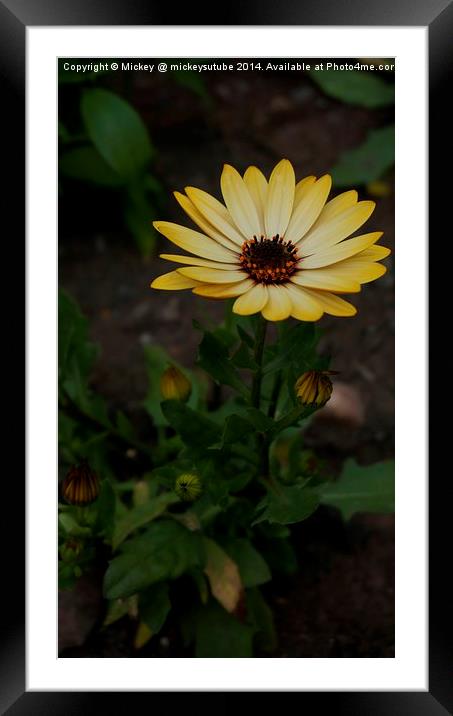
[112, 492, 179, 550]
[211, 414, 255, 450]
[332, 126, 395, 187]
[161, 400, 221, 448]
[320, 459, 395, 519]
[203, 538, 242, 613]
[309, 69, 394, 108]
[195, 602, 254, 657]
[103, 520, 205, 599]
[253, 485, 320, 526]
[197, 332, 247, 396]
[81, 88, 154, 179]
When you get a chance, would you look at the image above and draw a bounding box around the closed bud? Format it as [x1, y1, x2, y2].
[160, 364, 192, 402]
[295, 370, 334, 408]
[62, 459, 100, 506]
[175, 473, 202, 502]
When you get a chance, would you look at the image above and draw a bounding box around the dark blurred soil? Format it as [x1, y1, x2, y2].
[59, 64, 395, 658]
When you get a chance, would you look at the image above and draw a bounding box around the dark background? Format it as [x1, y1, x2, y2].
[58, 58, 395, 658]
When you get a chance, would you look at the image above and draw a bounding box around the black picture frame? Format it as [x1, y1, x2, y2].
[6, 0, 447, 712]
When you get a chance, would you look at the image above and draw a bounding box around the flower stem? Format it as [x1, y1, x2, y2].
[251, 316, 267, 409]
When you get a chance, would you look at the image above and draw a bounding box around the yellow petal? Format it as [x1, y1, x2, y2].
[302, 288, 357, 316]
[285, 175, 332, 244]
[173, 192, 239, 252]
[314, 258, 387, 284]
[293, 176, 317, 208]
[243, 166, 268, 235]
[153, 221, 237, 262]
[315, 190, 358, 223]
[178, 267, 246, 284]
[298, 201, 376, 254]
[150, 271, 200, 290]
[264, 159, 296, 239]
[185, 187, 245, 245]
[233, 283, 268, 315]
[282, 283, 324, 321]
[193, 279, 254, 298]
[356, 245, 391, 261]
[291, 268, 361, 293]
[302, 232, 383, 269]
[160, 254, 239, 270]
[261, 284, 292, 321]
[221, 164, 261, 239]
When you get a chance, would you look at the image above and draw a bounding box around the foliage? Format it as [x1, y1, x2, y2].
[58, 290, 394, 656]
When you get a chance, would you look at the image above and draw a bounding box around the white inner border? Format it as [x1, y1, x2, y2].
[27, 27, 427, 691]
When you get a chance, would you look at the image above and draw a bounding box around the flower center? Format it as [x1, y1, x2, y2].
[239, 235, 300, 284]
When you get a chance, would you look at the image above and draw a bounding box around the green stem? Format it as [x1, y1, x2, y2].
[250, 316, 268, 409]
[267, 371, 283, 418]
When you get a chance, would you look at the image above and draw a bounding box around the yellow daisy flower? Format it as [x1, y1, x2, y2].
[151, 159, 390, 321]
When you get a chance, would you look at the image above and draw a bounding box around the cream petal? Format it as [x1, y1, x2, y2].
[221, 164, 261, 239]
[301, 287, 357, 317]
[313, 258, 387, 284]
[150, 271, 200, 290]
[293, 176, 316, 208]
[301, 232, 383, 268]
[282, 283, 324, 321]
[193, 279, 254, 298]
[261, 284, 292, 321]
[285, 175, 332, 244]
[314, 190, 358, 224]
[356, 245, 391, 261]
[173, 192, 239, 252]
[264, 159, 296, 239]
[298, 201, 376, 254]
[291, 268, 361, 293]
[178, 267, 246, 284]
[160, 254, 239, 270]
[153, 221, 237, 262]
[185, 187, 245, 245]
[233, 283, 268, 315]
[243, 166, 268, 235]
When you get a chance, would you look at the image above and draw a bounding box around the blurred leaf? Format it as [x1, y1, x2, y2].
[112, 492, 179, 550]
[197, 332, 247, 397]
[246, 587, 277, 653]
[320, 459, 395, 519]
[245, 408, 275, 433]
[139, 582, 171, 634]
[195, 602, 254, 657]
[104, 520, 205, 599]
[309, 69, 394, 108]
[81, 88, 154, 179]
[143, 345, 172, 427]
[124, 182, 156, 257]
[134, 622, 153, 649]
[211, 414, 255, 450]
[260, 536, 298, 576]
[58, 561, 78, 590]
[171, 69, 210, 103]
[253, 485, 319, 526]
[58, 512, 91, 537]
[263, 322, 318, 377]
[224, 539, 271, 588]
[59, 289, 98, 387]
[59, 146, 124, 187]
[332, 126, 395, 187]
[203, 538, 242, 613]
[161, 400, 221, 448]
[103, 595, 137, 627]
[94, 479, 116, 538]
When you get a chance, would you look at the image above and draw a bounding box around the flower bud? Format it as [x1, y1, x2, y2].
[294, 370, 334, 408]
[175, 473, 202, 502]
[62, 459, 100, 506]
[160, 364, 192, 402]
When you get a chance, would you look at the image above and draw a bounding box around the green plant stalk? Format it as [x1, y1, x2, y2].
[250, 316, 268, 409]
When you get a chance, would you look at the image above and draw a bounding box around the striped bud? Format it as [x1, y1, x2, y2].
[294, 370, 334, 408]
[160, 365, 192, 402]
[175, 473, 202, 502]
[62, 460, 100, 506]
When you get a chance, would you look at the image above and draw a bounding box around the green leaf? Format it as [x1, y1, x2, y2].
[263, 322, 318, 377]
[112, 492, 180, 550]
[309, 69, 394, 108]
[59, 289, 98, 387]
[332, 126, 395, 187]
[253, 485, 320, 526]
[260, 537, 298, 576]
[245, 408, 275, 433]
[224, 539, 271, 587]
[59, 146, 124, 187]
[124, 182, 157, 257]
[103, 596, 137, 627]
[195, 602, 254, 657]
[161, 400, 221, 448]
[103, 520, 205, 599]
[81, 88, 153, 179]
[197, 332, 247, 396]
[211, 414, 255, 449]
[139, 582, 171, 634]
[94, 479, 116, 538]
[246, 587, 277, 653]
[171, 68, 210, 103]
[319, 459, 395, 519]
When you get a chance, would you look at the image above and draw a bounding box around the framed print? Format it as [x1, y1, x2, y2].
[3, 0, 448, 711]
